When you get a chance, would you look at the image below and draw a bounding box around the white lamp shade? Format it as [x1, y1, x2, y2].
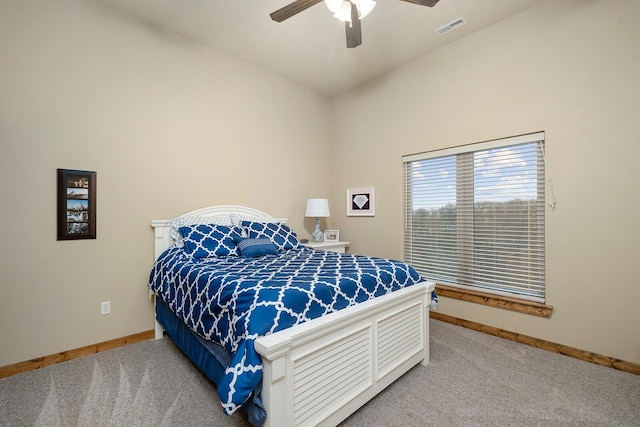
[305, 198, 331, 217]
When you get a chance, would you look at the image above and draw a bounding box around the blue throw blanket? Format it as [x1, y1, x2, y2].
[149, 246, 424, 415]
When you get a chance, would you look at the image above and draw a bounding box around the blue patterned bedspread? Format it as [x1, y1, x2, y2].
[148, 246, 424, 415]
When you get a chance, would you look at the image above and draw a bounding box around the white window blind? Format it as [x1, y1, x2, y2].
[403, 132, 546, 302]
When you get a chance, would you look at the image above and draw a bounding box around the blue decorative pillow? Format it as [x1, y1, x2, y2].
[178, 224, 242, 258]
[170, 214, 233, 247]
[241, 221, 301, 252]
[235, 238, 278, 258]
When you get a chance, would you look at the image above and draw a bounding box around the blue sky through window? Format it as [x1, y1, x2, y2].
[410, 142, 538, 210]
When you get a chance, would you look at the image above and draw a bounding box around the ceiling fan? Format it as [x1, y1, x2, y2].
[270, 0, 441, 48]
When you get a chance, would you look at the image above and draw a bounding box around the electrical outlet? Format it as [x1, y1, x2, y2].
[101, 301, 111, 315]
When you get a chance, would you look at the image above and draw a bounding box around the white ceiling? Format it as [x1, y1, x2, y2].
[99, 0, 544, 96]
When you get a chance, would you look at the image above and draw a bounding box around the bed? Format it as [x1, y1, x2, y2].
[149, 205, 436, 427]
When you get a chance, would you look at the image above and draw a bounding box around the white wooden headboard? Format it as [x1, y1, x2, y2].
[150, 205, 287, 260]
[149, 204, 287, 338]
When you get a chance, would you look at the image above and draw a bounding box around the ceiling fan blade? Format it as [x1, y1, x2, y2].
[345, 2, 362, 48]
[398, 0, 441, 7]
[270, 0, 323, 22]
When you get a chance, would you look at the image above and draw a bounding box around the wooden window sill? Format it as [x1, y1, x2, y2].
[435, 284, 553, 318]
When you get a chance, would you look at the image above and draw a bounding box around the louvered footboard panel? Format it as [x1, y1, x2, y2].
[292, 326, 372, 426]
[377, 302, 423, 379]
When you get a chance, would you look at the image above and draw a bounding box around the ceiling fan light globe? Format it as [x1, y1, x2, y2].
[333, 1, 352, 22]
[357, 0, 376, 19]
[324, 0, 343, 14]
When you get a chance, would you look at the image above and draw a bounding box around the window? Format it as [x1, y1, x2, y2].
[403, 132, 546, 303]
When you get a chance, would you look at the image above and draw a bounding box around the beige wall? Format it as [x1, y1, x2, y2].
[330, 0, 640, 364]
[0, 0, 331, 366]
[2, 0, 639, 369]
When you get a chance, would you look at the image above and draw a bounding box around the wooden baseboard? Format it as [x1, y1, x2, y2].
[0, 330, 155, 379]
[5, 316, 638, 379]
[430, 312, 639, 376]
[435, 284, 553, 317]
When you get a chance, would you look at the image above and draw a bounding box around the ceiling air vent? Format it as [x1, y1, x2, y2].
[435, 17, 466, 36]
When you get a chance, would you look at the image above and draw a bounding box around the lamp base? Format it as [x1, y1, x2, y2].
[312, 217, 323, 242]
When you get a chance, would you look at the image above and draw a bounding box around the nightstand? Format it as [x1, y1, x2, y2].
[304, 241, 350, 253]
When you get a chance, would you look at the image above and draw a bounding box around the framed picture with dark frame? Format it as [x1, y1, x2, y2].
[347, 187, 375, 216]
[57, 169, 96, 240]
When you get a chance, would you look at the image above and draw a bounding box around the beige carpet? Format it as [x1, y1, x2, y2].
[340, 320, 640, 426]
[1, 319, 639, 426]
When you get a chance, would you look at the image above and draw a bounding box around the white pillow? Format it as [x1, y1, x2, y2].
[170, 214, 233, 247]
[229, 212, 280, 227]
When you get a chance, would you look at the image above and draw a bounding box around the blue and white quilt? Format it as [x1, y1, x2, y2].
[148, 246, 424, 415]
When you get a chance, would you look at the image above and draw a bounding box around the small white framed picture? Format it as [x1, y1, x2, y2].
[347, 187, 375, 216]
[324, 230, 339, 241]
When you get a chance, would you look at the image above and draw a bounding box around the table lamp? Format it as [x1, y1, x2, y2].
[305, 198, 330, 242]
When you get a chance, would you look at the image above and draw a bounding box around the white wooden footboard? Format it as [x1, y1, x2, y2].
[255, 280, 435, 427]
